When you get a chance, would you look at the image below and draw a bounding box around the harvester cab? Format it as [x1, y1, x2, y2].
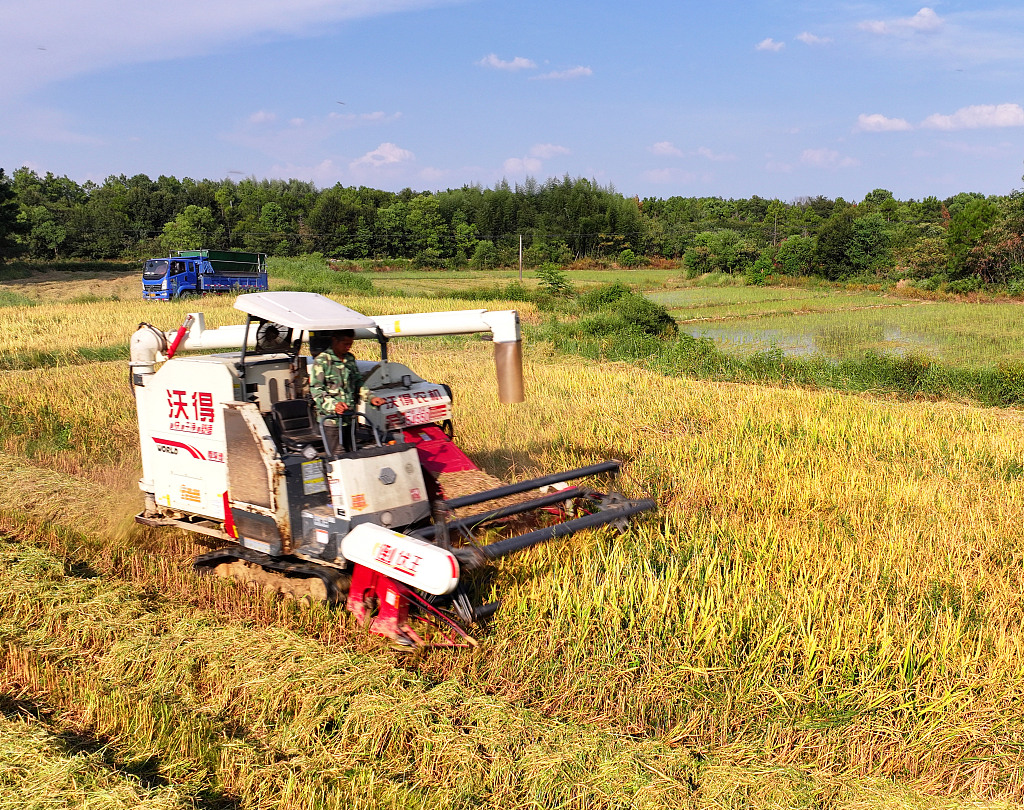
[131, 292, 654, 647]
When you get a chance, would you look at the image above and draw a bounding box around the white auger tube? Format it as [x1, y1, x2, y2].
[129, 307, 525, 403]
[359, 309, 524, 404]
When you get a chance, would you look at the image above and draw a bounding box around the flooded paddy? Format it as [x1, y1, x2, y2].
[648, 286, 1024, 366]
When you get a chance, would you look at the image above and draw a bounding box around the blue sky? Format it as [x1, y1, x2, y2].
[3, 1, 1024, 201]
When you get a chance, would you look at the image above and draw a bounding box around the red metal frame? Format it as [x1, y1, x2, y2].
[346, 564, 476, 648]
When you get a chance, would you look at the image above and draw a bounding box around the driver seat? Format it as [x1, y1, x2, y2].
[270, 399, 323, 451]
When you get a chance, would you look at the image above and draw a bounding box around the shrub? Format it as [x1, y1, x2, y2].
[617, 248, 642, 268]
[272, 254, 376, 295]
[413, 248, 443, 269]
[578, 282, 632, 309]
[947, 276, 981, 295]
[745, 253, 773, 286]
[535, 263, 574, 298]
[614, 294, 678, 336]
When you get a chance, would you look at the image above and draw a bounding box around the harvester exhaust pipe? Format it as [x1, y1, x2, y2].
[494, 339, 525, 403]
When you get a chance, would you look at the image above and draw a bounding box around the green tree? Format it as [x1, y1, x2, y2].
[775, 235, 815, 276]
[814, 207, 856, 279]
[947, 198, 999, 280]
[861, 188, 899, 222]
[848, 212, 892, 275]
[159, 205, 218, 251]
[405, 195, 445, 260]
[22, 205, 67, 258]
[0, 169, 25, 261]
[470, 240, 498, 270]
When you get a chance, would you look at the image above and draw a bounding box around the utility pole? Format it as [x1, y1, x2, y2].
[519, 234, 523, 281]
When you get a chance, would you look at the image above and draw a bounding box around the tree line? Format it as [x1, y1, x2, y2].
[1, 166, 1022, 290]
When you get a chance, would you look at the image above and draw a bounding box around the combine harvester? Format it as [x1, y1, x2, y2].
[130, 292, 654, 646]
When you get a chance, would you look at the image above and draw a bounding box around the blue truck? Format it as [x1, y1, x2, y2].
[142, 250, 268, 300]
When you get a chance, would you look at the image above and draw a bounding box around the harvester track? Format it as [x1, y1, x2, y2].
[194, 546, 351, 604]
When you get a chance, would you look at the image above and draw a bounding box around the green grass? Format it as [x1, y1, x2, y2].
[269, 255, 377, 296]
[0, 290, 38, 308]
[265, 255, 684, 310]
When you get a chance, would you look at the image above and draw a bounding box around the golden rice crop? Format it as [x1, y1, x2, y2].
[0, 292, 538, 362]
[1, 295, 1023, 807]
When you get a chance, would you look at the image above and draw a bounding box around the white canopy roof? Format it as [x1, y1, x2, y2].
[234, 292, 377, 332]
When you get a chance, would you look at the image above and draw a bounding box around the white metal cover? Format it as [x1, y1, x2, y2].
[139, 355, 238, 519]
[326, 447, 429, 520]
[234, 292, 377, 331]
[340, 523, 460, 595]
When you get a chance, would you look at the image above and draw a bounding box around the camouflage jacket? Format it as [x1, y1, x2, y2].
[310, 348, 363, 415]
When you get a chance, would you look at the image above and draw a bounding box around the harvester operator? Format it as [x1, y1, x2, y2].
[310, 329, 386, 451]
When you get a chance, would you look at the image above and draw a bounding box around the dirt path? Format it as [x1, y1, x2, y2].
[0, 271, 140, 301]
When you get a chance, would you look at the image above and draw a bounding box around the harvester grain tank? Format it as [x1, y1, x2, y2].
[130, 292, 654, 646]
[142, 250, 268, 300]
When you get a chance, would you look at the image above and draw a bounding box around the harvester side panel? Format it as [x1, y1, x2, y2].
[140, 356, 237, 519]
[223, 405, 275, 509]
[223, 402, 298, 553]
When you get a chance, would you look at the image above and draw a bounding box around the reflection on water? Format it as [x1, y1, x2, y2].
[683, 326, 817, 357]
[683, 322, 942, 360]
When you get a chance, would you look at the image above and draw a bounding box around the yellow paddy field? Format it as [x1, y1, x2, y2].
[0, 291, 1021, 809]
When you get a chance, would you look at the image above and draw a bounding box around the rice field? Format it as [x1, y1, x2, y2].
[1, 283, 1023, 808]
[648, 286, 1024, 366]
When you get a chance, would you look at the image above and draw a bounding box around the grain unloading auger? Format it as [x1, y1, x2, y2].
[130, 292, 654, 647]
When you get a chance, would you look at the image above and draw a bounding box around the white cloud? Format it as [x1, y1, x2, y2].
[529, 143, 570, 159]
[501, 143, 569, 176]
[532, 66, 592, 80]
[268, 159, 342, 186]
[225, 109, 402, 162]
[0, 0, 447, 100]
[503, 156, 543, 174]
[756, 38, 785, 52]
[796, 32, 831, 45]
[650, 141, 683, 157]
[248, 110, 278, 125]
[327, 110, 402, 125]
[418, 166, 446, 182]
[696, 146, 736, 162]
[478, 53, 537, 71]
[350, 142, 414, 168]
[859, 7, 942, 36]
[642, 168, 698, 184]
[800, 148, 858, 169]
[939, 140, 1018, 159]
[906, 7, 943, 31]
[856, 113, 912, 132]
[921, 103, 1024, 130]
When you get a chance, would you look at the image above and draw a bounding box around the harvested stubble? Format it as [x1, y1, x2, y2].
[0, 712, 189, 810]
[0, 544, 702, 809]
[2, 323, 1024, 806]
